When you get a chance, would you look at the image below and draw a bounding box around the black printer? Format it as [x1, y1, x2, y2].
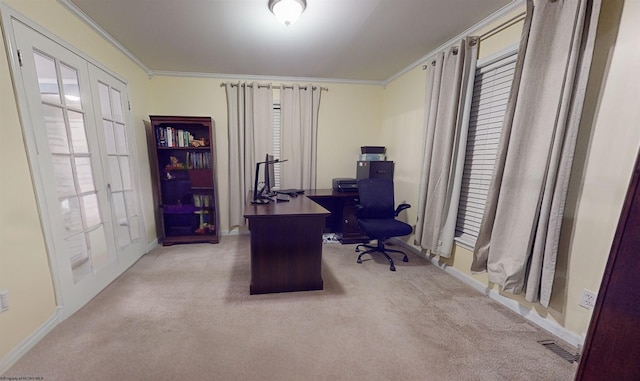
[332, 178, 358, 192]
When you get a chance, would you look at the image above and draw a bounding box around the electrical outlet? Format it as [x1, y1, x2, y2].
[579, 289, 597, 309]
[0, 289, 8, 312]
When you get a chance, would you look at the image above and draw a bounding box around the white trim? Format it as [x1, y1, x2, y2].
[150, 70, 383, 86]
[453, 237, 475, 252]
[145, 238, 158, 254]
[0, 309, 61, 374]
[391, 238, 585, 348]
[221, 229, 250, 236]
[383, 0, 525, 86]
[56, 0, 151, 76]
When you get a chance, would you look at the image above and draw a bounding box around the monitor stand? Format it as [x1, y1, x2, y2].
[251, 197, 271, 205]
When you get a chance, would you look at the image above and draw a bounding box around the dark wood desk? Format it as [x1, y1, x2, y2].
[244, 193, 330, 294]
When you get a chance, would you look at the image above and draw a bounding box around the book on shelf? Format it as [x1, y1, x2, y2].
[185, 152, 211, 169]
[156, 126, 198, 148]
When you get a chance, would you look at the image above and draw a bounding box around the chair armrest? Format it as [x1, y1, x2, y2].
[394, 203, 411, 216]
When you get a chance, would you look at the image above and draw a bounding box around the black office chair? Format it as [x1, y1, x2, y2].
[355, 178, 412, 271]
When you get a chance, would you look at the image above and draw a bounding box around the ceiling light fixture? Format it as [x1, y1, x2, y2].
[269, 0, 306, 27]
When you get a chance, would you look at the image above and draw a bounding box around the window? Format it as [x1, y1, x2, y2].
[455, 51, 517, 247]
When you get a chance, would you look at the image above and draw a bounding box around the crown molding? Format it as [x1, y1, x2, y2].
[57, 0, 151, 75]
[382, 0, 526, 86]
[149, 70, 384, 87]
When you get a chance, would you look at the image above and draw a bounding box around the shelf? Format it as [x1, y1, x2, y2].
[162, 205, 198, 214]
[157, 146, 210, 150]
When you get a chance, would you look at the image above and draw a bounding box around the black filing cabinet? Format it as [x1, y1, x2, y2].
[356, 160, 394, 181]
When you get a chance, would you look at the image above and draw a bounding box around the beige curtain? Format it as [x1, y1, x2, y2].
[280, 84, 322, 189]
[415, 38, 478, 258]
[471, 0, 602, 306]
[225, 82, 273, 229]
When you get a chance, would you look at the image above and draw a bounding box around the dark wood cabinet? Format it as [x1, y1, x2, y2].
[150, 115, 220, 245]
[307, 189, 369, 244]
[340, 194, 366, 243]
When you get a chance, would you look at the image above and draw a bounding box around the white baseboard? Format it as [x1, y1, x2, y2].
[221, 229, 250, 236]
[145, 238, 158, 253]
[391, 238, 585, 348]
[0, 308, 61, 375]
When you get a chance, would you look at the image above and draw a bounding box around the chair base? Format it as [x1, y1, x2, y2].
[355, 240, 408, 271]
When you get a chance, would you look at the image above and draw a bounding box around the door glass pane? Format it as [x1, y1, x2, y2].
[60, 63, 81, 109]
[81, 193, 101, 228]
[112, 191, 131, 248]
[124, 191, 140, 240]
[51, 155, 75, 198]
[42, 105, 69, 154]
[108, 156, 123, 191]
[68, 110, 89, 154]
[61, 197, 82, 234]
[66, 233, 90, 283]
[128, 215, 141, 241]
[89, 226, 109, 271]
[120, 156, 131, 190]
[75, 157, 95, 193]
[103, 120, 116, 154]
[98, 82, 111, 119]
[112, 191, 126, 223]
[115, 123, 127, 154]
[33, 51, 60, 104]
[111, 89, 123, 122]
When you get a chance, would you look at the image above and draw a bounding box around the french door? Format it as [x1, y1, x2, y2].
[9, 18, 145, 319]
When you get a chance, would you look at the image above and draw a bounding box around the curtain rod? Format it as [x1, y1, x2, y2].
[220, 82, 328, 91]
[479, 12, 526, 41]
[421, 11, 526, 71]
[421, 37, 477, 70]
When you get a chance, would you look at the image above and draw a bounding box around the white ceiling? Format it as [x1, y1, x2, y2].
[64, 0, 515, 84]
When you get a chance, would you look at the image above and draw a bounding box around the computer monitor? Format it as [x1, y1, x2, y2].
[264, 154, 276, 196]
[251, 153, 280, 204]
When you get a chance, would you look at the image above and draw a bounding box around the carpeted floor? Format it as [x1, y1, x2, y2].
[5, 235, 577, 380]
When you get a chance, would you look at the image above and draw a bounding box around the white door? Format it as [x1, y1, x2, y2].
[10, 18, 145, 318]
[89, 66, 144, 259]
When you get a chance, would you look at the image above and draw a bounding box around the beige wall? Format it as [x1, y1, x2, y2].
[149, 77, 383, 233]
[0, 18, 55, 362]
[382, 0, 640, 340]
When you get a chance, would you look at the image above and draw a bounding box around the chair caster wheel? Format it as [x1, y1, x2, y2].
[357, 258, 362, 264]
[403, 257, 409, 263]
[390, 265, 396, 271]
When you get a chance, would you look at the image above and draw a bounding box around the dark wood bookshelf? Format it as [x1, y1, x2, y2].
[150, 115, 220, 245]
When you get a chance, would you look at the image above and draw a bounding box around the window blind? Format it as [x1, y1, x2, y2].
[272, 103, 281, 188]
[455, 53, 517, 246]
